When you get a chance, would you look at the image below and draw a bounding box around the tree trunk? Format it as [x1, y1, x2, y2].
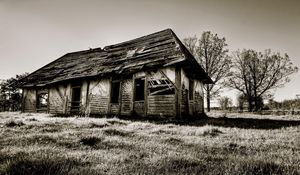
[254, 97, 258, 112]
[206, 86, 210, 112]
[247, 97, 253, 112]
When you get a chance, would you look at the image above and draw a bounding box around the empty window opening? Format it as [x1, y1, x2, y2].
[189, 80, 194, 100]
[111, 81, 120, 103]
[37, 93, 48, 109]
[134, 78, 145, 101]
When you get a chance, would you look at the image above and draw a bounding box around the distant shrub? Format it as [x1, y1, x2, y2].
[103, 129, 132, 137]
[5, 120, 24, 127]
[79, 136, 102, 147]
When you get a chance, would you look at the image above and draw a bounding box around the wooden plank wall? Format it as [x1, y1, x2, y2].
[194, 80, 204, 114]
[147, 95, 175, 116]
[49, 85, 69, 114]
[88, 79, 110, 115]
[23, 88, 36, 113]
[181, 68, 189, 115]
[121, 79, 133, 115]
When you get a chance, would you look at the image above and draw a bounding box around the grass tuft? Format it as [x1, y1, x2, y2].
[26, 118, 38, 121]
[1, 152, 80, 175]
[202, 128, 223, 137]
[103, 129, 132, 137]
[4, 120, 25, 127]
[238, 160, 289, 175]
[88, 122, 109, 128]
[164, 137, 183, 144]
[107, 120, 126, 125]
[79, 136, 102, 147]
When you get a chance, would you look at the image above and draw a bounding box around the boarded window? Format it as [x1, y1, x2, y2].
[189, 80, 194, 100]
[37, 93, 48, 108]
[134, 78, 145, 101]
[111, 81, 120, 103]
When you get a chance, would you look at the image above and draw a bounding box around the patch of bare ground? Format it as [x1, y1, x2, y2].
[0, 112, 299, 175]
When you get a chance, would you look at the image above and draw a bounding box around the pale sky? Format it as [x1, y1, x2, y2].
[0, 0, 299, 103]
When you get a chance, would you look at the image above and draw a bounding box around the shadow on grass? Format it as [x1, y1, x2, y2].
[48, 113, 300, 130]
[119, 114, 300, 130]
[170, 117, 300, 130]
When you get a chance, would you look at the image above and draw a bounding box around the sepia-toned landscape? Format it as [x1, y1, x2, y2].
[0, 112, 299, 175]
[1, 0, 300, 174]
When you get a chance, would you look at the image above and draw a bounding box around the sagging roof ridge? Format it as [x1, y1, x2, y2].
[19, 28, 212, 87]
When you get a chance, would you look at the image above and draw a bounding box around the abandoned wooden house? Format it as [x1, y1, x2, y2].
[19, 29, 213, 118]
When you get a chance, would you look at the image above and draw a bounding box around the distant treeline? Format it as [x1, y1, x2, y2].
[212, 98, 300, 115]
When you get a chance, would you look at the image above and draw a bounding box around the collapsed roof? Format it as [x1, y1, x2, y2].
[19, 29, 213, 87]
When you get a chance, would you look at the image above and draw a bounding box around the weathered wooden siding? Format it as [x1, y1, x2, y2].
[147, 67, 176, 116]
[147, 95, 175, 116]
[133, 101, 145, 116]
[194, 80, 204, 114]
[181, 69, 189, 115]
[49, 84, 70, 114]
[181, 68, 205, 116]
[87, 79, 110, 114]
[121, 79, 133, 115]
[80, 80, 89, 114]
[23, 88, 36, 113]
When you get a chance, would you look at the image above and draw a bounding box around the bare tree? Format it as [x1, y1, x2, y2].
[183, 32, 231, 112]
[218, 96, 232, 110]
[227, 49, 298, 111]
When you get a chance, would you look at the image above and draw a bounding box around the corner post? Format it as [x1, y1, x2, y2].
[175, 67, 182, 119]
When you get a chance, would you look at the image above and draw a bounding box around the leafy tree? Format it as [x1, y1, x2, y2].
[183, 31, 231, 112]
[0, 73, 29, 111]
[227, 49, 298, 111]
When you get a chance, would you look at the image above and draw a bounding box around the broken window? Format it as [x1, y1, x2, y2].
[110, 81, 120, 103]
[148, 71, 175, 96]
[37, 93, 48, 109]
[134, 78, 145, 101]
[189, 80, 194, 100]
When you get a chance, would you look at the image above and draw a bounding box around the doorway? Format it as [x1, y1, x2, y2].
[133, 77, 145, 116]
[71, 82, 82, 113]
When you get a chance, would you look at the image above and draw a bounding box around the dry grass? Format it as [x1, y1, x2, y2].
[0, 112, 299, 175]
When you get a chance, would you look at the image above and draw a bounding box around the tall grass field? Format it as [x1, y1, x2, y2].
[0, 112, 299, 175]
